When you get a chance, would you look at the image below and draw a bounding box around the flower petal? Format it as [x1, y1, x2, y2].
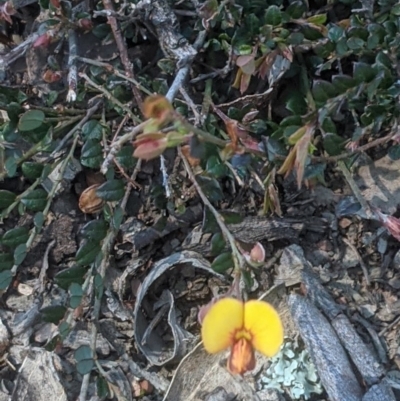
[201, 298, 244, 354]
[227, 338, 255, 375]
[244, 300, 283, 357]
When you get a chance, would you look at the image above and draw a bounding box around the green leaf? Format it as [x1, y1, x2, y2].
[69, 283, 83, 309]
[96, 179, 125, 201]
[80, 139, 103, 169]
[286, 1, 306, 18]
[18, 110, 45, 131]
[347, 37, 364, 50]
[210, 233, 226, 256]
[21, 162, 44, 179]
[220, 211, 244, 224]
[211, 252, 233, 273]
[116, 145, 135, 169]
[94, 273, 104, 298]
[92, 23, 111, 39]
[0, 270, 12, 290]
[34, 212, 45, 229]
[206, 156, 227, 179]
[196, 176, 223, 203]
[82, 120, 103, 140]
[353, 62, 376, 83]
[14, 244, 27, 266]
[21, 189, 47, 211]
[323, 133, 345, 156]
[388, 145, 400, 160]
[328, 25, 344, 42]
[304, 163, 326, 180]
[76, 240, 101, 266]
[331, 75, 356, 92]
[112, 206, 124, 230]
[391, 3, 400, 15]
[0, 253, 13, 271]
[307, 13, 326, 25]
[59, 321, 71, 340]
[312, 80, 337, 102]
[55, 265, 87, 290]
[0, 190, 16, 209]
[202, 208, 219, 234]
[265, 5, 282, 26]
[75, 345, 94, 375]
[80, 220, 108, 241]
[5, 157, 17, 177]
[286, 92, 307, 115]
[96, 377, 109, 398]
[41, 305, 67, 324]
[1, 227, 29, 248]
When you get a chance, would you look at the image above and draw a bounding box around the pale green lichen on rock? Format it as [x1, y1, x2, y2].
[259, 338, 324, 400]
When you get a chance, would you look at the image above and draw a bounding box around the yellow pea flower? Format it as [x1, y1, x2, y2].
[201, 298, 283, 375]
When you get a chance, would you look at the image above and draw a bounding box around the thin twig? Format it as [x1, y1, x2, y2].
[75, 56, 153, 96]
[179, 87, 201, 125]
[179, 147, 245, 273]
[342, 237, 370, 286]
[80, 72, 141, 123]
[67, 26, 78, 102]
[49, 100, 102, 159]
[102, 0, 143, 112]
[313, 130, 395, 163]
[101, 122, 146, 174]
[337, 160, 373, 219]
[160, 154, 172, 198]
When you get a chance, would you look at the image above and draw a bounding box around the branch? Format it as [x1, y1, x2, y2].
[102, 0, 143, 112]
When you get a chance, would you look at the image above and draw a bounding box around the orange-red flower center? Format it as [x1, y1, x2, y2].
[227, 338, 255, 375]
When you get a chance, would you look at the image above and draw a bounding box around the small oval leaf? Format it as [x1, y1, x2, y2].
[96, 179, 125, 201]
[21, 189, 48, 211]
[211, 252, 233, 273]
[18, 110, 45, 131]
[0, 190, 16, 209]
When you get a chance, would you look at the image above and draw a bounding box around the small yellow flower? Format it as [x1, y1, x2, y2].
[201, 298, 283, 375]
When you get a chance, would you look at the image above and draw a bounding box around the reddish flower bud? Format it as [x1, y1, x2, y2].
[0, 1, 16, 24]
[78, 18, 93, 31]
[43, 70, 62, 83]
[133, 132, 167, 160]
[49, 0, 60, 8]
[33, 33, 52, 49]
[249, 242, 265, 263]
[376, 210, 400, 242]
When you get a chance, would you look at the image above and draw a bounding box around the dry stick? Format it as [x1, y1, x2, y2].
[102, 0, 143, 112]
[165, 31, 207, 102]
[179, 86, 202, 125]
[337, 160, 374, 219]
[342, 237, 370, 286]
[179, 147, 245, 273]
[67, 26, 78, 102]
